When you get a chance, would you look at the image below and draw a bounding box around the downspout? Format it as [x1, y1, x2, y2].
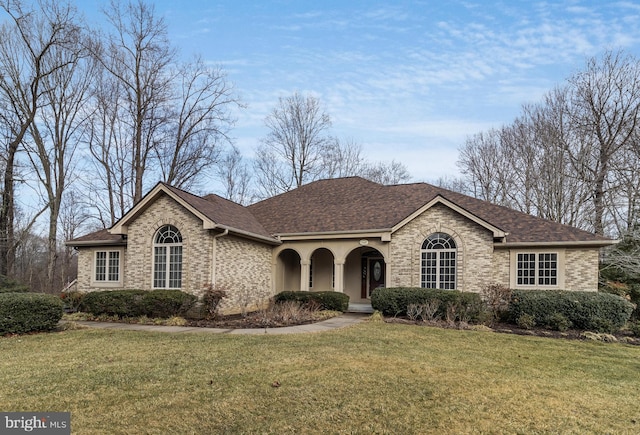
[210, 229, 229, 286]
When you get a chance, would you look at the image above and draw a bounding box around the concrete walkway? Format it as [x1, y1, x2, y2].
[73, 313, 368, 335]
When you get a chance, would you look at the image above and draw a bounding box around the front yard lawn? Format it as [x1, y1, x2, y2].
[1, 321, 639, 434]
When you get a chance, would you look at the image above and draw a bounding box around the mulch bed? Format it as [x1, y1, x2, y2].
[186, 312, 335, 329]
[384, 317, 640, 345]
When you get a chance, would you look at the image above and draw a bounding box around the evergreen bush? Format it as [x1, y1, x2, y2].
[0, 292, 63, 334]
[80, 289, 196, 318]
[370, 287, 484, 322]
[508, 290, 633, 333]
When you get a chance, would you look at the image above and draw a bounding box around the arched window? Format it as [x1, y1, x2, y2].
[153, 225, 182, 288]
[421, 232, 456, 290]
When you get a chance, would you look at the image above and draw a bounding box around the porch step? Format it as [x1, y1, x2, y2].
[347, 303, 374, 314]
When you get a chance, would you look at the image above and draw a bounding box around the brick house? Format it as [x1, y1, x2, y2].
[67, 177, 614, 314]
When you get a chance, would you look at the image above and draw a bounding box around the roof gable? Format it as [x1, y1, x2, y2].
[391, 194, 507, 239]
[109, 183, 277, 245]
[249, 177, 613, 245]
[69, 177, 614, 248]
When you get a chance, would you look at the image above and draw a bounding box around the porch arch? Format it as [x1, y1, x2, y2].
[344, 246, 387, 302]
[275, 249, 302, 292]
[309, 248, 335, 292]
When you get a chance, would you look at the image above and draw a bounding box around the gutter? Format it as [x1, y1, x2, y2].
[494, 240, 618, 249]
[65, 239, 127, 248]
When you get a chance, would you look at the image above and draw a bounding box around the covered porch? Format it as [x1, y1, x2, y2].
[273, 239, 389, 308]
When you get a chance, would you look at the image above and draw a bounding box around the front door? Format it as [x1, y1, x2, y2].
[367, 257, 385, 298]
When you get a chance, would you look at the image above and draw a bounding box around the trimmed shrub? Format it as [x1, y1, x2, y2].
[629, 320, 640, 337]
[0, 292, 64, 334]
[0, 275, 28, 293]
[516, 313, 536, 330]
[139, 290, 197, 318]
[274, 291, 349, 312]
[80, 290, 147, 317]
[370, 287, 484, 322]
[508, 290, 634, 333]
[80, 290, 196, 318]
[546, 312, 572, 332]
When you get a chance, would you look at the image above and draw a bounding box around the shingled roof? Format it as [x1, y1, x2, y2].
[248, 177, 611, 245]
[67, 183, 276, 246]
[162, 184, 273, 240]
[69, 177, 612, 247]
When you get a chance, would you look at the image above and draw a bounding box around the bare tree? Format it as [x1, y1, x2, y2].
[25, 13, 89, 287]
[322, 138, 364, 179]
[97, 0, 176, 203]
[458, 50, 640, 238]
[254, 92, 333, 197]
[360, 159, 411, 185]
[156, 57, 239, 189]
[59, 189, 89, 286]
[84, 69, 131, 226]
[216, 145, 252, 205]
[0, 0, 80, 278]
[565, 50, 640, 235]
[457, 129, 505, 203]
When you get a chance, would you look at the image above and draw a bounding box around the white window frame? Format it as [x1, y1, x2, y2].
[153, 225, 183, 289]
[91, 249, 123, 287]
[421, 233, 457, 290]
[511, 250, 564, 289]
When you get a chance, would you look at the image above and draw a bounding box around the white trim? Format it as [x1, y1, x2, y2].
[392, 195, 507, 239]
[509, 249, 566, 290]
[276, 229, 392, 242]
[91, 248, 124, 288]
[109, 183, 279, 245]
[496, 240, 616, 248]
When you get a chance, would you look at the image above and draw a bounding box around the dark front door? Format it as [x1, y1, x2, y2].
[367, 257, 385, 298]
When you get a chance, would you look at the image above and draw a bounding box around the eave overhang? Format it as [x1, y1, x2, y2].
[493, 240, 618, 249]
[391, 195, 507, 239]
[276, 229, 392, 242]
[65, 239, 127, 248]
[107, 183, 279, 246]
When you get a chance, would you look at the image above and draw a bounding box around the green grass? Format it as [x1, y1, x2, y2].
[1, 321, 639, 434]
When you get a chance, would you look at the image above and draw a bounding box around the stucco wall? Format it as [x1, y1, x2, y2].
[389, 203, 495, 293]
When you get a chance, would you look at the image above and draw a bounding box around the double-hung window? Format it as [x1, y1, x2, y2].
[94, 250, 121, 284]
[516, 252, 558, 286]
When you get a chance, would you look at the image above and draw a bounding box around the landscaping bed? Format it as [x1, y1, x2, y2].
[383, 316, 640, 345]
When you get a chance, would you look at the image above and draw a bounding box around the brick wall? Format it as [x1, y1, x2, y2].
[492, 249, 510, 288]
[564, 248, 600, 291]
[75, 193, 274, 314]
[215, 235, 273, 314]
[390, 203, 494, 293]
[125, 193, 211, 294]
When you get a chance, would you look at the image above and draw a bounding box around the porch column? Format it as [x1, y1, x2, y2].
[334, 260, 345, 293]
[300, 260, 310, 292]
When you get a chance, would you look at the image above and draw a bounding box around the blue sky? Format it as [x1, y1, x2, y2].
[82, 0, 640, 183]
